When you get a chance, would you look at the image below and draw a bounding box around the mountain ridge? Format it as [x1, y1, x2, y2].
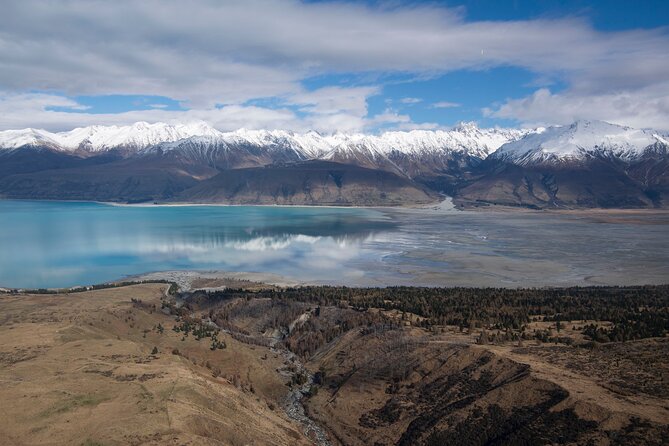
[1, 120, 668, 208]
[3, 119, 666, 167]
[491, 120, 669, 166]
[0, 121, 529, 160]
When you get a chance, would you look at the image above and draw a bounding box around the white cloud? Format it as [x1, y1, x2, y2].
[400, 97, 422, 104]
[2, 1, 666, 92]
[395, 121, 442, 131]
[486, 86, 669, 131]
[0, 90, 412, 134]
[0, 0, 668, 130]
[286, 85, 391, 132]
[432, 101, 461, 109]
[0, 92, 302, 132]
[369, 110, 412, 125]
[289, 86, 377, 117]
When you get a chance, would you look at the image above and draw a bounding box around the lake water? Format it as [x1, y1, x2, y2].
[0, 200, 668, 289]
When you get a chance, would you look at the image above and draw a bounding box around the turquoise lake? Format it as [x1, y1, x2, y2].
[1, 200, 668, 289]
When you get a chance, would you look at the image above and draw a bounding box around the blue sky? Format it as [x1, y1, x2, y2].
[1, 0, 668, 132]
[424, 0, 667, 30]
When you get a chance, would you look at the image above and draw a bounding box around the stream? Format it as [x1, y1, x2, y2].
[180, 290, 332, 446]
[276, 348, 332, 446]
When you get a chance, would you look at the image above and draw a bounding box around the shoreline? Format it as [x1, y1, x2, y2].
[3, 197, 669, 215]
[4, 268, 669, 295]
[102, 196, 457, 211]
[0, 197, 451, 211]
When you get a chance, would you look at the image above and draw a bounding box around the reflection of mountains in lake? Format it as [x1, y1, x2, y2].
[145, 208, 397, 252]
[0, 201, 402, 288]
[208, 231, 386, 250]
[173, 212, 394, 237]
[144, 231, 391, 255]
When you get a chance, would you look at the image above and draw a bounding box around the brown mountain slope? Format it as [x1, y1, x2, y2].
[0, 150, 436, 206]
[456, 158, 662, 209]
[0, 156, 218, 203]
[303, 327, 669, 446]
[176, 160, 438, 206]
[177, 286, 669, 446]
[0, 146, 94, 180]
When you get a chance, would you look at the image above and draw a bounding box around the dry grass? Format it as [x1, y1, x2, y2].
[0, 284, 310, 446]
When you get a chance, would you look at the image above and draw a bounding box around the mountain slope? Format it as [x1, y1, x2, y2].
[0, 122, 531, 178]
[0, 156, 213, 203]
[0, 146, 88, 179]
[457, 159, 657, 209]
[1, 120, 668, 208]
[456, 121, 669, 209]
[491, 120, 668, 166]
[176, 160, 437, 206]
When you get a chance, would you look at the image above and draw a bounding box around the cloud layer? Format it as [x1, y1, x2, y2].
[487, 85, 669, 130]
[1, 0, 668, 131]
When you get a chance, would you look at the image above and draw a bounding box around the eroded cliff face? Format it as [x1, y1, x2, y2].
[302, 329, 669, 446]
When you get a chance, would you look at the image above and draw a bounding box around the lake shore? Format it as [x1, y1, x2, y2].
[3, 196, 669, 214]
[124, 270, 302, 291]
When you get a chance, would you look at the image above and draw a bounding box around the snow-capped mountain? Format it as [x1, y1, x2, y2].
[149, 123, 534, 176]
[0, 121, 529, 158]
[0, 121, 536, 177]
[0, 121, 224, 152]
[1, 119, 668, 208]
[321, 123, 527, 160]
[319, 124, 533, 176]
[491, 120, 669, 166]
[152, 129, 336, 164]
[458, 120, 669, 209]
[3, 120, 667, 169]
[0, 128, 64, 151]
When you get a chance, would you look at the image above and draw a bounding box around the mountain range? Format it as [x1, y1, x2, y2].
[0, 120, 667, 208]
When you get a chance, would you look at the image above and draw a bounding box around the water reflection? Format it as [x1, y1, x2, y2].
[1, 200, 668, 289]
[0, 201, 396, 288]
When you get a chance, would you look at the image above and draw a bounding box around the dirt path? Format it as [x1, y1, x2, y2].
[481, 344, 669, 425]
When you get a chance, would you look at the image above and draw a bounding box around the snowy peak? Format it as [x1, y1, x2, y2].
[58, 121, 224, 151]
[492, 120, 668, 165]
[0, 128, 62, 149]
[155, 129, 336, 161]
[0, 121, 530, 158]
[2, 120, 665, 168]
[0, 121, 223, 152]
[320, 125, 531, 162]
[133, 124, 533, 169]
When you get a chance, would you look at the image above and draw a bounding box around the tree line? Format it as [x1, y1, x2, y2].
[202, 285, 669, 344]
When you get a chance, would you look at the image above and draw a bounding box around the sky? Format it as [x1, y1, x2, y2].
[1, 0, 668, 133]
